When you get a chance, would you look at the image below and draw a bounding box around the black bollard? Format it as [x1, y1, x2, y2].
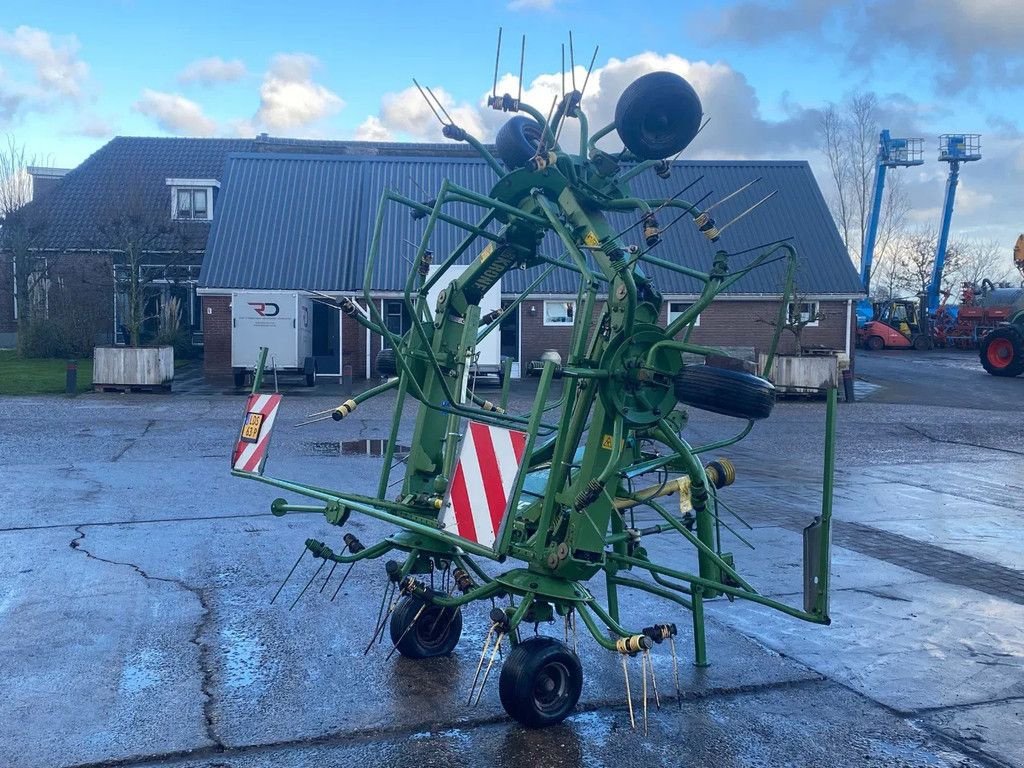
[841, 367, 854, 403]
[66, 359, 78, 395]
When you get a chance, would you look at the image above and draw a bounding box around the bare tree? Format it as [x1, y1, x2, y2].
[891, 227, 966, 301]
[756, 287, 827, 356]
[819, 93, 909, 292]
[0, 135, 51, 338]
[94, 180, 196, 347]
[952, 239, 1016, 288]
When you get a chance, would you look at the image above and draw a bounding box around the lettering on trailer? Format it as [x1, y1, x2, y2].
[232, 393, 283, 474]
[249, 302, 280, 317]
[442, 421, 527, 549]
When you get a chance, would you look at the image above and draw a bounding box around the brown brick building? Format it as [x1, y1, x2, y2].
[2, 136, 861, 379]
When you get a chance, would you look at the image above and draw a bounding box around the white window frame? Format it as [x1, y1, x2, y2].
[543, 299, 576, 327]
[166, 178, 219, 222]
[667, 301, 700, 326]
[788, 301, 821, 327]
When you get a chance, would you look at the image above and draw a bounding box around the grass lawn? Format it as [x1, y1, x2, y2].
[0, 350, 94, 395]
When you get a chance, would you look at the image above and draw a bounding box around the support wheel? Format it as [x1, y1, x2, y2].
[499, 636, 583, 727]
[614, 71, 703, 160]
[388, 596, 462, 658]
[979, 327, 1024, 377]
[674, 365, 775, 420]
[495, 116, 544, 170]
[865, 335, 884, 351]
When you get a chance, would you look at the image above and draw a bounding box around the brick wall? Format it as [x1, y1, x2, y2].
[202, 295, 232, 381]
[0, 255, 14, 335]
[200, 294, 855, 382]
[519, 297, 853, 365]
[341, 301, 368, 378]
[0, 252, 115, 345]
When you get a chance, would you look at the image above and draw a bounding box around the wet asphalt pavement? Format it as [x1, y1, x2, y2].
[2, 348, 1023, 768]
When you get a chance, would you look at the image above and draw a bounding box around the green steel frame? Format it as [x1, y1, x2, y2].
[232, 84, 836, 674]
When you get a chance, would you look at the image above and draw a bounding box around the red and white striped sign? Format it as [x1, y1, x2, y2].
[232, 393, 283, 474]
[442, 421, 527, 549]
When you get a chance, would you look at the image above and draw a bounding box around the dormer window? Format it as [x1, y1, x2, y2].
[166, 178, 219, 221]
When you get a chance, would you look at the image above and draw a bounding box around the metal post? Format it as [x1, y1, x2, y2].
[65, 359, 77, 395]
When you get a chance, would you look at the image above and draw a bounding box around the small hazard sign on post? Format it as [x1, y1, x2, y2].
[232, 393, 282, 474]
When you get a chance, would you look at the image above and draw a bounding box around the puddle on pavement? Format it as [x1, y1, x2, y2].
[302, 439, 410, 458]
[119, 648, 164, 695]
[222, 624, 279, 691]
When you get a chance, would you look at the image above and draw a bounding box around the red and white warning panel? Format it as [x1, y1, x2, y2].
[232, 393, 283, 474]
[442, 421, 527, 549]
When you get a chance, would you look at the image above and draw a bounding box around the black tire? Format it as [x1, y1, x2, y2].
[674, 365, 775, 420]
[233, 370, 246, 388]
[913, 334, 932, 351]
[499, 636, 583, 727]
[614, 72, 703, 160]
[495, 116, 544, 170]
[979, 326, 1024, 377]
[388, 596, 463, 659]
[865, 335, 884, 351]
[376, 347, 398, 377]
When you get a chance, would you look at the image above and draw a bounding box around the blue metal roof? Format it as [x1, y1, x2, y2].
[201, 151, 862, 297]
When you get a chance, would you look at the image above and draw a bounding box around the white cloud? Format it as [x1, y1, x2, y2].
[254, 53, 344, 132]
[359, 52, 820, 159]
[0, 25, 88, 100]
[178, 56, 246, 86]
[133, 89, 217, 136]
[355, 115, 391, 141]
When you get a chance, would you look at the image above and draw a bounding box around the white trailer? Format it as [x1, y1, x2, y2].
[426, 267, 504, 381]
[231, 291, 315, 387]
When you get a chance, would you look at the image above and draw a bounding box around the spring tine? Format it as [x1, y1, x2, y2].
[386, 603, 427, 661]
[424, 83, 454, 125]
[648, 649, 661, 709]
[332, 562, 357, 601]
[474, 632, 504, 705]
[271, 548, 306, 605]
[289, 559, 326, 611]
[621, 653, 635, 730]
[703, 177, 762, 213]
[491, 27, 502, 101]
[364, 582, 396, 654]
[319, 561, 339, 594]
[468, 624, 496, 705]
[642, 651, 649, 736]
[716, 190, 779, 235]
[377, 584, 402, 646]
[670, 636, 681, 708]
[412, 78, 445, 127]
[293, 413, 335, 428]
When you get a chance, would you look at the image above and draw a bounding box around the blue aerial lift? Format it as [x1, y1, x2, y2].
[856, 130, 923, 327]
[928, 134, 982, 315]
[858, 133, 982, 351]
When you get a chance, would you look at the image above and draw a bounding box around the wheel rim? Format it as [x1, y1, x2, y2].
[987, 338, 1014, 368]
[533, 661, 570, 714]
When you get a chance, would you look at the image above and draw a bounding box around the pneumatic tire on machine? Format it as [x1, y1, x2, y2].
[388, 596, 463, 658]
[614, 71, 703, 160]
[499, 636, 583, 727]
[495, 116, 544, 170]
[674, 365, 775, 420]
[979, 326, 1024, 377]
[865, 335, 884, 351]
[376, 347, 398, 377]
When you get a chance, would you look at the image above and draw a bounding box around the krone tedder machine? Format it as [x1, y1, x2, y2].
[229, 43, 837, 729]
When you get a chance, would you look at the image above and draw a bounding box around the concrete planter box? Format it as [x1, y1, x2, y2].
[93, 346, 174, 391]
[758, 352, 838, 395]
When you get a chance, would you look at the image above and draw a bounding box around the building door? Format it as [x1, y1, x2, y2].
[500, 300, 520, 378]
[312, 301, 340, 376]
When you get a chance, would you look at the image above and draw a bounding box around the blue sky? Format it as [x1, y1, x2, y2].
[3, 0, 1022, 244]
